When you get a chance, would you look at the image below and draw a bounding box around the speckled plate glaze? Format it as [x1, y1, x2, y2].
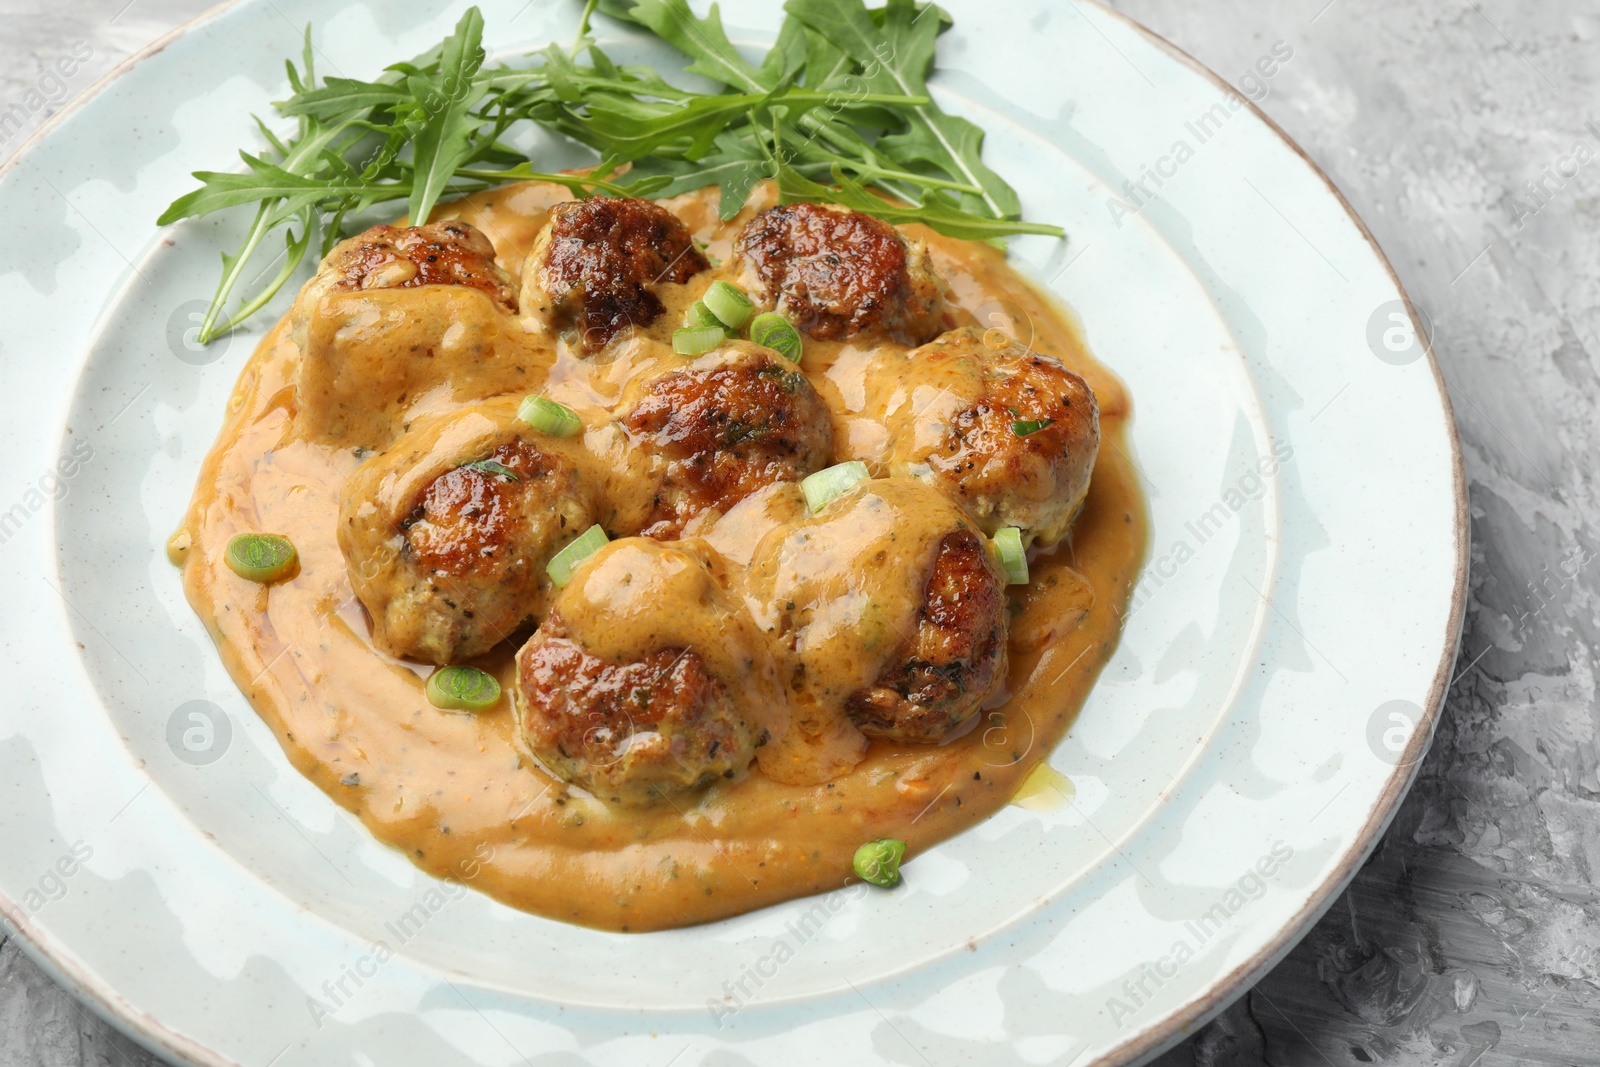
[0, 1, 1465, 1064]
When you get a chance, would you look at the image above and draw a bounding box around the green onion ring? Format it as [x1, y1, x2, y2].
[425, 665, 502, 712]
[702, 280, 753, 329]
[993, 526, 1028, 585]
[684, 301, 724, 330]
[546, 523, 610, 588]
[673, 326, 726, 356]
[225, 533, 298, 583]
[800, 461, 870, 513]
[749, 312, 803, 363]
[518, 395, 583, 437]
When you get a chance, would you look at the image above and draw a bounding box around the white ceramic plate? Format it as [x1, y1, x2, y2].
[0, 1, 1465, 1064]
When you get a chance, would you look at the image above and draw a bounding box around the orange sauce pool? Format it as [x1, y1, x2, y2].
[176, 182, 1148, 930]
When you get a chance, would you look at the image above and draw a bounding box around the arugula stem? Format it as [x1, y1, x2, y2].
[573, 0, 600, 51]
[207, 207, 316, 338]
[833, 161, 981, 195]
[454, 167, 641, 195]
[197, 201, 277, 344]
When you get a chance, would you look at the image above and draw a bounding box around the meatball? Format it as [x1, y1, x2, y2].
[844, 527, 1008, 743]
[620, 341, 833, 539]
[513, 538, 784, 806]
[732, 202, 945, 345]
[516, 628, 756, 807]
[745, 477, 1008, 767]
[521, 196, 708, 351]
[315, 220, 517, 311]
[339, 400, 599, 664]
[291, 221, 534, 450]
[880, 327, 1100, 547]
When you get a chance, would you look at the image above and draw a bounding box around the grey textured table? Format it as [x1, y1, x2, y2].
[2, 0, 1593, 1064]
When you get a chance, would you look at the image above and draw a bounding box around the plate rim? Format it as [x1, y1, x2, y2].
[0, 3, 1469, 1065]
[1080, 6, 1468, 1063]
[0, 9, 254, 1062]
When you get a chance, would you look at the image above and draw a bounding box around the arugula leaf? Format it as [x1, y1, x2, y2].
[759, 17, 810, 86]
[405, 8, 490, 224]
[612, 0, 920, 196]
[159, 41, 377, 342]
[624, 132, 773, 216]
[784, 0, 1020, 218]
[278, 77, 409, 121]
[580, 90, 759, 159]
[616, 0, 767, 91]
[209, 209, 317, 338]
[800, 26, 851, 91]
[158, 156, 350, 222]
[158, 1, 1063, 344]
[778, 163, 1061, 240]
[583, 86, 921, 161]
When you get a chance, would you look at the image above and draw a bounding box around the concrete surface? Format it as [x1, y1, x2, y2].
[2, 0, 1596, 1064]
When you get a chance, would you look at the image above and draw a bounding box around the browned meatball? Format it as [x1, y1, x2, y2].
[844, 528, 1008, 742]
[521, 196, 708, 351]
[339, 401, 598, 664]
[516, 623, 759, 806]
[621, 342, 833, 539]
[732, 203, 945, 345]
[743, 477, 1007, 766]
[403, 440, 581, 584]
[512, 538, 782, 805]
[290, 221, 532, 450]
[881, 327, 1100, 547]
[318, 220, 517, 312]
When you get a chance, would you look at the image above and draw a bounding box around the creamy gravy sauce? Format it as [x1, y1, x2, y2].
[178, 182, 1147, 930]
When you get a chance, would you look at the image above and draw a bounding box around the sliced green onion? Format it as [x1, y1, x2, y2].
[460, 458, 521, 481]
[853, 838, 906, 887]
[1012, 418, 1056, 437]
[749, 312, 803, 363]
[684, 301, 723, 329]
[225, 533, 297, 583]
[546, 523, 609, 588]
[518, 395, 582, 437]
[993, 526, 1028, 585]
[702, 280, 753, 329]
[800, 461, 870, 513]
[673, 326, 725, 356]
[425, 665, 501, 712]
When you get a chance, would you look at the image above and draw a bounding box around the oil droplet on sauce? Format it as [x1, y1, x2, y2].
[1010, 761, 1075, 811]
[166, 527, 192, 567]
